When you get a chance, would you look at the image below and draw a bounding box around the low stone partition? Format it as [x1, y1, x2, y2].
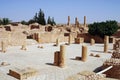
[66, 71, 106, 80]
[113, 39, 120, 50]
[75, 37, 84, 44]
[9, 67, 37, 80]
[90, 38, 95, 45]
[102, 58, 120, 79]
[112, 51, 120, 59]
[0, 31, 26, 46]
[103, 58, 120, 67]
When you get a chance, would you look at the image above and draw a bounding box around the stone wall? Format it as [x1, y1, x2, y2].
[0, 31, 26, 47]
[10, 32, 26, 46]
[33, 32, 76, 43]
[77, 33, 104, 43]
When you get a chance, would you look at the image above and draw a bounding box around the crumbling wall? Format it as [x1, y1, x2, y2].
[0, 31, 26, 46]
[77, 33, 104, 43]
[102, 48, 120, 79]
[102, 58, 120, 79]
[10, 32, 26, 46]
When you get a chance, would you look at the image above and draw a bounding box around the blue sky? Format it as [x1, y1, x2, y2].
[0, 0, 120, 23]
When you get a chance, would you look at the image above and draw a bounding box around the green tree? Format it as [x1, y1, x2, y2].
[47, 16, 56, 26]
[28, 19, 35, 24]
[88, 20, 118, 38]
[51, 17, 56, 25]
[0, 19, 2, 25]
[21, 20, 28, 25]
[37, 9, 46, 25]
[33, 13, 38, 22]
[47, 16, 52, 24]
[2, 18, 11, 25]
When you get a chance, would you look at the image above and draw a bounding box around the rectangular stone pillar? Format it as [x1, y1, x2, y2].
[82, 45, 87, 62]
[21, 41, 27, 50]
[67, 16, 70, 26]
[104, 36, 109, 53]
[68, 34, 72, 45]
[36, 33, 39, 42]
[1, 41, 6, 53]
[59, 45, 66, 68]
[90, 38, 95, 45]
[104, 44, 108, 53]
[104, 36, 109, 45]
[56, 38, 59, 46]
[75, 37, 84, 44]
[84, 16, 86, 27]
[54, 51, 60, 66]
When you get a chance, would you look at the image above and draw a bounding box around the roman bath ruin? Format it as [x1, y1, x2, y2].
[0, 16, 119, 80]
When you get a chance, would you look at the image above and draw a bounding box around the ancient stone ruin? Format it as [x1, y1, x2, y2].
[54, 45, 66, 68]
[82, 45, 88, 62]
[90, 38, 95, 45]
[102, 58, 120, 79]
[104, 36, 109, 53]
[113, 39, 120, 50]
[66, 71, 106, 80]
[9, 67, 37, 80]
[102, 46, 120, 79]
[67, 16, 70, 26]
[75, 37, 84, 44]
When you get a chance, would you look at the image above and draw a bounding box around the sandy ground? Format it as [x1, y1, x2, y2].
[0, 41, 116, 80]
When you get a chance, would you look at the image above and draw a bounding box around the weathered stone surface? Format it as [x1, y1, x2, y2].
[82, 45, 87, 62]
[9, 67, 37, 80]
[113, 39, 120, 50]
[54, 51, 60, 66]
[90, 38, 95, 45]
[75, 37, 84, 44]
[102, 58, 120, 79]
[66, 71, 106, 80]
[59, 45, 66, 68]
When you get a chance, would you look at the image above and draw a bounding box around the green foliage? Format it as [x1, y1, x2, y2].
[29, 9, 56, 25]
[0, 19, 2, 25]
[28, 19, 36, 24]
[21, 20, 28, 25]
[0, 18, 11, 25]
[47, 16, 56, 26]
[37, 9, 46, 25]
[88, 20, 119, 38]
[51, 17, 56, 25]
[32, 9, 46, 25]
[33, 13, 38, 22]
[47, 16, 51, 24]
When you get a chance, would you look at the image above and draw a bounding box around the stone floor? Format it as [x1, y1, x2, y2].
[0, 42, 118, 80]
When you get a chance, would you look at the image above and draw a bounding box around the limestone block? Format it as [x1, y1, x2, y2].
[59, 45, 66, 68]
[68, 34, 72, 45]
[54, 51, 60, 66]
[9, 67, 37, 80]
[1, 41, 6, 53]
[90, 38, 95, 45]
[104, 44, 108, 53]
[75, 37, 84, 44]
[82, 45, 87, 62]
[56, 38, 59, 46]
[104, 36, 109, 45]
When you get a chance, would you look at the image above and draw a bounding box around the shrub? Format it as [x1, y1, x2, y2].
[88, 20, 119, 38]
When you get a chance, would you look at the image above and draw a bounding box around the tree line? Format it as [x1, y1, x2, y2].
[0, 18, 11, 25]
[88, 20, 119, 38]
[0, 9, 56, 26]
[21, 9, 56, 25]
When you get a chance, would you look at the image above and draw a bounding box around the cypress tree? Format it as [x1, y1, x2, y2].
[47, 16, 52, 24]
[37, 9, 46, 25]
